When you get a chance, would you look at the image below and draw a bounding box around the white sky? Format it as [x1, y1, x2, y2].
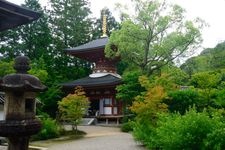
[7, 0, 225, 51]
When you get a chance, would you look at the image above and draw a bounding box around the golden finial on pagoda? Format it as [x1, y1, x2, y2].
[101, 13, 108, 38]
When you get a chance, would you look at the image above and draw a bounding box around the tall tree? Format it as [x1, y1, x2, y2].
[92, 8, 120, 39]
[105, 0, 204, 76]
[19, 0, 53, 61]
[49, 0, 92, 47]
[47, 0, 92, 82]
[0, 28, 21, 60]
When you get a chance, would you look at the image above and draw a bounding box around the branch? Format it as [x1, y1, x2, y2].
[149, 37, 196, 74]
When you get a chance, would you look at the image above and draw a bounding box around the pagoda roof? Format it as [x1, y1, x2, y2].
[61, 74, 121, 89]
[65, 37, 108, 52]
[65, 37, 108, 62]
[0, 0, 41, 31]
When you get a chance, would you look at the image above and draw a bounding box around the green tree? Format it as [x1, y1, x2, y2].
[106, 0, 204, 75]
[58, 86, 89, 132]
[47, 0, 92, 82]
[116, 71, 145, 109]
[190, 71, 221, 107]
[165, 89, 201, 114]
[49, 0, 92, 47]
[39, 85, 63, 118]
[19, 0, 53, 60]
[181, 41, 225, 76]
[0, 28, 21, 60]
[0, 61, 15, 77]
[158, 65, 189, 85]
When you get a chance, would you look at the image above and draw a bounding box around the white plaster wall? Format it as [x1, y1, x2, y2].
[104, 107, 112, 115]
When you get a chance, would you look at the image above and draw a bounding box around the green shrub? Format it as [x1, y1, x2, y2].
[204, 109, 225, 149]
[121, 121, 134, 132]
[165, 89, 201, 114]
[32, 117, 61, 140]
[154, 109, 215, 150]
[133, 119, 157, 148]
[132, 107, 225, 150]
[205, 124, 225, 150]
[214, 89, 225, 108]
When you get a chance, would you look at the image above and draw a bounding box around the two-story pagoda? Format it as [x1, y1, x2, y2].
[61, 17, 122, 121]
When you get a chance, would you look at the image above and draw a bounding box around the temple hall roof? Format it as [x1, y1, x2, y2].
[0, 0, 41, 31]
[61, 74, 121, 89]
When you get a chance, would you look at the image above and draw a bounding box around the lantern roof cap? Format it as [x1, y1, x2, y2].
[0, 56, 46, 92]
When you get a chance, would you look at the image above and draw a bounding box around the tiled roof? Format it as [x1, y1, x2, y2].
[61, 74, 121, 88]
[65, 37, 108, 52]
[0, 0, 41, 31]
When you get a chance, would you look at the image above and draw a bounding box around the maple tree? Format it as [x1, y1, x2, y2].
[58, 86, 89, 132]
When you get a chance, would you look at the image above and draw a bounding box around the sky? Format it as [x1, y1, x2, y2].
[7, 0, 225, 52]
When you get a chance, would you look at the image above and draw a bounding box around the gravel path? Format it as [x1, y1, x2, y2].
[0, 126, 146, 150]
[47, 126, 146, 150]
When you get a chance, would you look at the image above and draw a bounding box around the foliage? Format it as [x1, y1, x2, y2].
[121, 121, 135, 132]
[181, 56, 210, 77]
[39, 85, 62, 118]
[58, 86, 89, 132]
[205, 120, 225, 149]
[0, 61, 15, 77]
[33, 117, 60, 140]
[106, 0, 204, 75]
[46, 0, 92, 83]
[165, 89, 202, 114]
[190, 71, 221, 89]
[0, 28, 21, 59]
[28, 57, 48, 82]
[153, 108, 215, 150]
[161, 65, 189, 85]
[19, 0, 53, 61]
[133, 119, 156, 147]
[190, 71, 221, 107]
[181, 41, 225, 76]
[145, 73, 178, 92]
[214, 89, 225, 108]
[130, 85, 168, 125]
[49, 0, 92, 47]
[133, 107, 225, 150]
[116, 71, 145, 107]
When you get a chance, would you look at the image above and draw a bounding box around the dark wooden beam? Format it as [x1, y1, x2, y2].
[0, 0, 41, 31]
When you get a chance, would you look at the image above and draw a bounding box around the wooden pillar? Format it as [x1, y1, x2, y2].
[112, 96, 114, 115]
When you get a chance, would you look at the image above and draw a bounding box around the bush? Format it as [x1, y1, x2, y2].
[32, 117, 61, 140]
[121, 121, 134, 132]
[205, 124, 225, 149]
[132, 106, 225, 150]
[154, 109, 215, 150]
[165, 89, 201, 114]
[133, 119, 157, 148]
[214, 89, 225, 108]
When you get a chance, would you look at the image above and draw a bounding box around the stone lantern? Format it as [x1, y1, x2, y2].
[0, 56, 46, 150]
